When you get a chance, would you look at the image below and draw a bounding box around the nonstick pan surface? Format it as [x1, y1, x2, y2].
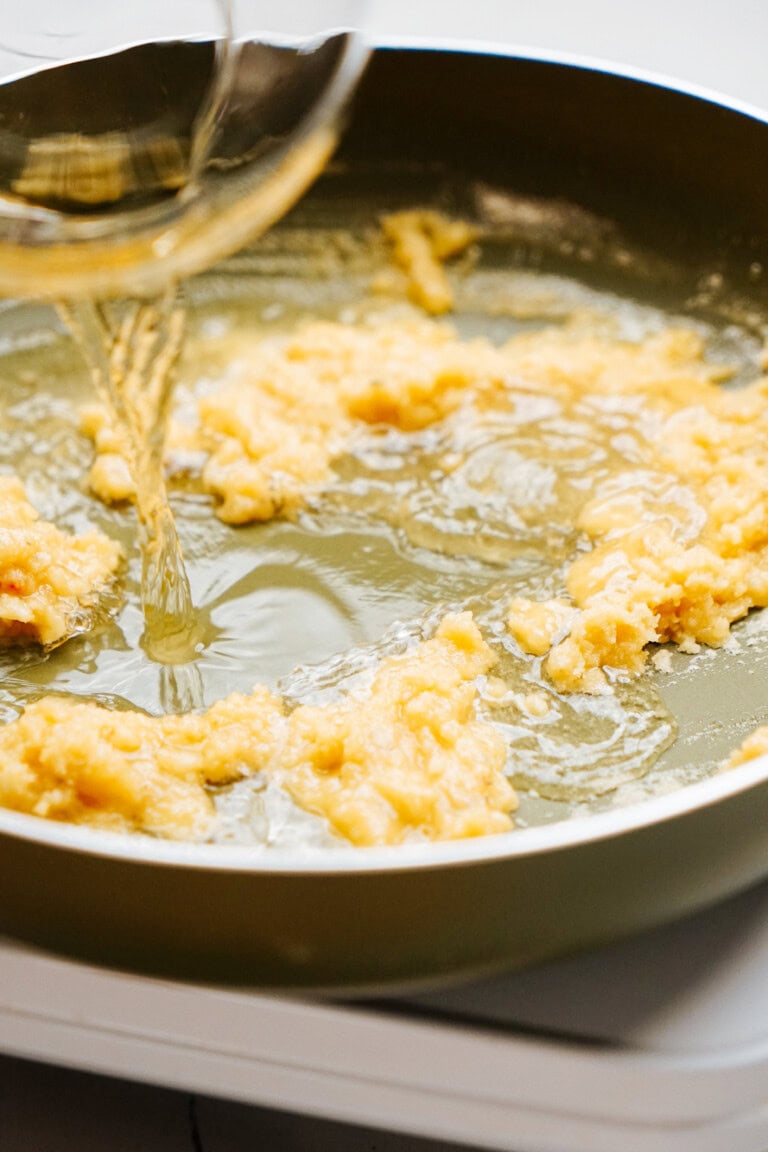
[2, 47, 768, 991]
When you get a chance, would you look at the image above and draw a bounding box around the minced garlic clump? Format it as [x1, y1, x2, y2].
[0, 687, 284, 840]
[280, 613, 514, 845]
[505, 328, 768, 692]
[196, 318, 482, 524]
[0, 613, 516, 845]
[0, 476, 121, 646]
[380, 210, 477, 314]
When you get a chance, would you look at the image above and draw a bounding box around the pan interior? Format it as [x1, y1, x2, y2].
[0, 148, 767, 847]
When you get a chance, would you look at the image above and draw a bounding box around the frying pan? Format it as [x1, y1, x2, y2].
[2, 46, 768, 992]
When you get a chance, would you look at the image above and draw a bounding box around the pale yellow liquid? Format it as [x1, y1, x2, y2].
[52, 43, 219, 669]
[59, 294, 202, 670]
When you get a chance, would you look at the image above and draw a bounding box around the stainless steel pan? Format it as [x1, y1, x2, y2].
[2, 47, 768, 991]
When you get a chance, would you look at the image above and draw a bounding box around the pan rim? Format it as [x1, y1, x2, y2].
[373, 34, 768, 131]
[0, 751, 766, 874]
[2, 42, 768, 877]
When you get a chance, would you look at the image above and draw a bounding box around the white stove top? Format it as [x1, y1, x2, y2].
[4, 882, 768, 1152]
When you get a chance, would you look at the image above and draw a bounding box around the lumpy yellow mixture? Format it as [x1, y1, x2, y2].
[6, 220, 768, 843]
[85, 316, 500, 524]
[0, 477, 121, 647]
[280, 613, 514, 845]
[379, 210, 477, 314]
[83, 311, 768, 704]
[505, 328, 768, 692]
[0, 613, 515, 844]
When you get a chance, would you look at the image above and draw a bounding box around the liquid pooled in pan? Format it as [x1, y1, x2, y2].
[0, 206, 765, 846]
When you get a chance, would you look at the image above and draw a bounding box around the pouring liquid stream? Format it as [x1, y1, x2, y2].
[52, 26, 239, 693]
[59, 294, 203, 671]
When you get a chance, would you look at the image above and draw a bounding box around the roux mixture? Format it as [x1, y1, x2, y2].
[0, 209, 766, 845]
[0, 476, 120, 647]
[0, 612, 512, 844]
